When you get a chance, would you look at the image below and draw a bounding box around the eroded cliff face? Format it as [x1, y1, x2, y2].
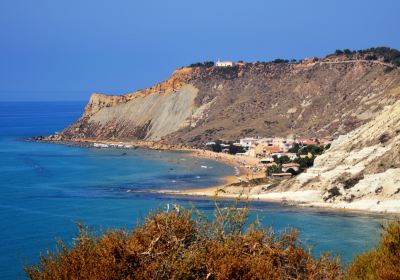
[275, 94, 400, 212]
[59, 57, 400, 145]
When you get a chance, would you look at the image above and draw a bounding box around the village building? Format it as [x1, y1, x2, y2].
[300, 152, 313, 159]
[259, 157, 274, 164]
[282, 163, 301, 172]
[270, 173, 293, 180]
[93, 143, 109, 148]
[239, 137, 258, 149]
[216, 59, 234, 67]
[286, 153, 298, 160]
[299, 138, 318, 146]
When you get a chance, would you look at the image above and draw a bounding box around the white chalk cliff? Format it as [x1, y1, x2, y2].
[265, 90, 400, 213]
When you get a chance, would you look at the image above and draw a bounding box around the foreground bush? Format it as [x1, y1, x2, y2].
[346, 220, 400, 280]
[25, 204, 343, 280]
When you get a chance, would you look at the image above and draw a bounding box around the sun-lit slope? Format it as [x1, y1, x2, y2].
[58, 53, 400, 145]
[273, 94, 400, 212]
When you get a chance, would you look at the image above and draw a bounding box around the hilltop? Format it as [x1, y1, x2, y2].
[50, 47, 400, 147]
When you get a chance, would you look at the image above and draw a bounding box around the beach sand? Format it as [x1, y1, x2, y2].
[38, 138, 400, 214]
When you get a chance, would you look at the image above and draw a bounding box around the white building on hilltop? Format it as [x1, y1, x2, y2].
[216, 59, 234, 67]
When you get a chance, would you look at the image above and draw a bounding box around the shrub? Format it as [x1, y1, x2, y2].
[273, 155, 290, 165]
[272, 58, 289, 64]
[384, 66, 394, 73]
[190, 61, 215, 68]
[299, 144, 324, 156]
[25, 205, 343, 280]
[266, 165, 282, 176]
[343, 49, 352, 55]
[346, 220, 400, 280]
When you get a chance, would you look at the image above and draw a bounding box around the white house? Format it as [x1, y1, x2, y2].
[216, 59, 234, 67]
[239, 137, 258, 149]
[259, 157, 274, 164]
[282, 163, 300, 172]
[286, 153, 298, 160]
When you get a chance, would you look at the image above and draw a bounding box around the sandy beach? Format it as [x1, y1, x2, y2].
[37, 138, 400, 214]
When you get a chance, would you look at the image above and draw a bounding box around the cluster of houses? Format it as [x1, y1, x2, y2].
[239, 136, 330, 156]
[206, 135, 332, 179]
[93, 142, 133, 149]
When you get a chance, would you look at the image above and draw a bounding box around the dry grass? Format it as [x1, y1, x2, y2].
[25, 204, 345, 279]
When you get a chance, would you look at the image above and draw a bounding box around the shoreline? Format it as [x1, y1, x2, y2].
[34, 137, 400, 215]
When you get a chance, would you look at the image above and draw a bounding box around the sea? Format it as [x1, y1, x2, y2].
[0, 101, 385, 279]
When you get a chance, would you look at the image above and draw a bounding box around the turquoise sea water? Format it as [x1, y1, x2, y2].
[0, 102, 384, 278]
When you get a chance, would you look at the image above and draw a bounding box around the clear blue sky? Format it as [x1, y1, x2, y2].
[1, 0, 399, 101]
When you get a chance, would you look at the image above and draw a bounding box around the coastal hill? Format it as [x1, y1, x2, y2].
[260, 97, 400, 212]
[56, 47, 400, 147]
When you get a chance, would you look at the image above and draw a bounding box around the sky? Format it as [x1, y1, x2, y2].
[0, 0, 399, 101]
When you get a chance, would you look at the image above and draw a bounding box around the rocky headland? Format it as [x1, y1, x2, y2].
[40, 48, 400, 213]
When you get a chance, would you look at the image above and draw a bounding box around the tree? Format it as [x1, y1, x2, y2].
[343, 49, 352, 55]
[203, 61, 215, 68]
[299, 145, 324, 156]
[295, 156, 315, 168]
[190, 61, 215, 68]
[272, 58, 289, 64]
[325, 143, 331, 150]
[286, 168, 298, 176]
[190, 62, 204, 67]
[288, 143, 300, 153]
[384, 66, 395, 73]
[273, 155, 290, 165]
[335, 49, 344, 55]
[228, 144, 245, 155]
[266, 165, 282, 176]
[365, 54, 377, 61]
[211, 143, 222, 153]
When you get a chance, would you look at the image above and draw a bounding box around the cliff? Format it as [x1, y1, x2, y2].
[58, 51, 400, 146]
[264, 94, 400, 212]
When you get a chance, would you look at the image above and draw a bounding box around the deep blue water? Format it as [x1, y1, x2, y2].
[0, 102, 384, 279]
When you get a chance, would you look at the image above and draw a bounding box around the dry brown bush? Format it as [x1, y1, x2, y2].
[25, 204, 344, 280]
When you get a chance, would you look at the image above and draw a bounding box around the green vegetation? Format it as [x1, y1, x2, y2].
[384, 66, 395, 73]
[190, 61, 215, 68]
[25, 205, 343, 280]
[25, 205, 400, 279]
[208, 141, 245, 155]
[271, 144, 328, 174]
[294, 156, 315, 169]
[271, 58, 289, 64]
[265, 164, 282, 176]
[331, 47, 400, 67]
[228, 144, 245, 155]
[298, 144, 324, 155]
[272, 155, 290, 165]
[288, 143, 301, 153]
